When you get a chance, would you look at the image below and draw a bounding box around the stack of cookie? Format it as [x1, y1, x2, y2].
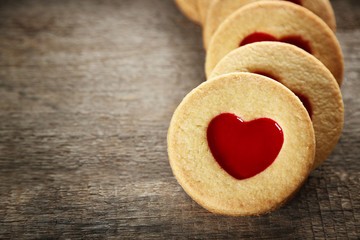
[169, 0, 344, 216]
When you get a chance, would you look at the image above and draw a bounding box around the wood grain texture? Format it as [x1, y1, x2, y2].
[0, 0, 359, 239]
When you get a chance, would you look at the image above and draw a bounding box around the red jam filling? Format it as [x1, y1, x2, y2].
[239, 32, 277, 46]
[253, 71, 313, 118]
[285, 0, 302, 5]
[280, 36, 312, 54]
[240, 32, 312, 54]
[207, 113, 284, 180]
[294, 92, 312, 119]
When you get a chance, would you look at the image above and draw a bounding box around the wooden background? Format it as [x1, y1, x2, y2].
[0, 0, 359, 239]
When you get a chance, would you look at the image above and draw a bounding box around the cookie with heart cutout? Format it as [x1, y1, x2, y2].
[209, 42, 344, 170]
[174, 0, 201, 24]
[167, 72, 315, 216]
[205, 1, 343, 85]
[203, 0, 336, 50]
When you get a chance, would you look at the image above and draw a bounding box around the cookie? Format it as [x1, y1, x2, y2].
[203, 0, 336, 49]
[174, 0, 201, 25]
[168, 72, 315, 216]
[197, 0, 216, 24]
[205, 1, 343, 85]
[209, 42, 344, 169]
[175, 0, 216, 25]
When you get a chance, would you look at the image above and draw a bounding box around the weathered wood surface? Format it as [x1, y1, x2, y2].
[0, 0, 359, 239]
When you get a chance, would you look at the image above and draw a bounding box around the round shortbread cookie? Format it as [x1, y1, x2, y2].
[203, 0, 336, 49]
[174, 0, 201, 24]
[209, 42, 344, 169]
[168, 72, 315, 216]
[205, 2, 343, 85]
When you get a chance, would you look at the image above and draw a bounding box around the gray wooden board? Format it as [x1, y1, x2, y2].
[0, 0, 359, 239]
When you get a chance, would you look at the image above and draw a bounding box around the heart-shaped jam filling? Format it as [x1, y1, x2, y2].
[207, 113, 284, 180]
[240, 32, 311, 53]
